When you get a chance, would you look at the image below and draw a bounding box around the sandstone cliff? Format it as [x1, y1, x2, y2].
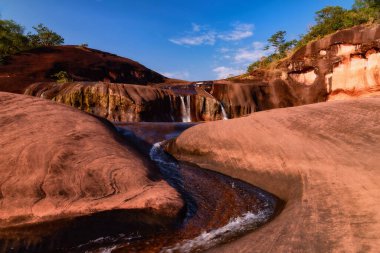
[24, 82, 228, 122]
[233, 23, 380, 103]
[282, 23, 380, 101]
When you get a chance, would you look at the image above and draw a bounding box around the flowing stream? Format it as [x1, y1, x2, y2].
[98, 122, 283, 253]
[1, 123, 282, 253]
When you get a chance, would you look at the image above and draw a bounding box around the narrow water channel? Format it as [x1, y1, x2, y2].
[93, 122, 283, 253]
[0, 122, 282, 253]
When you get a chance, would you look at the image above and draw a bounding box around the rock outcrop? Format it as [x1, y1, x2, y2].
[198, 23, 380, 119]
[24, 82, 228, 122]
[283, 23, 380, 101]
[234, 23, 380, 102]
[166, 96, 380, 252]
[0, 92, 183, 251]
[0, 46, 168, 94]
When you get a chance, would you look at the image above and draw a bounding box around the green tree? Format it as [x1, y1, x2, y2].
[265, 31, 297, 58]
[247, 31, 297, 72]
[297, 2, 379, 48]
[353, 0, 380, 21]
[297, 6, 349, 47]
[27, 24, 64, 47]
[0, 20, 29, 60]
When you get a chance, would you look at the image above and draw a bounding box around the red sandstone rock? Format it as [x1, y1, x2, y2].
[0, 92, 183, 233]
[167, 96, 380, 252]
[24, 81, 228, 122]
[0, 46, 168, 94]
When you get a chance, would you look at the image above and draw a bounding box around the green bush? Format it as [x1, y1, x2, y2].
[52, 71, 72, 83]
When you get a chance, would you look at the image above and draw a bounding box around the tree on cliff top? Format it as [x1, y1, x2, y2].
[247, 0, 380, 72]
[27, 24, 64, 47]
[0, 20, 29, 59]
[265, 31, 297, 59]
[0, 19, 64, 62]
[297, 1, 380, 47]
[247, 31, 297, 72]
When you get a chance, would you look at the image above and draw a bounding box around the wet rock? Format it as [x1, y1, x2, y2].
[24, 82, 228, 122]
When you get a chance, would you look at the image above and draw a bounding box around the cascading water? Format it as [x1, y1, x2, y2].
[220, 103, 229, 120]
[180, 96, 191, 123]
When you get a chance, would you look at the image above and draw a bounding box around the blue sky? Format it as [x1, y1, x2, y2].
[1, 0, 354, 81]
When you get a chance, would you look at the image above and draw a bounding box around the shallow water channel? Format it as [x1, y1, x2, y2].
[88, 122, 283, 253]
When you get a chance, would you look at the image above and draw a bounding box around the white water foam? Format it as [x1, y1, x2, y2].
[161, 210, 270, 253]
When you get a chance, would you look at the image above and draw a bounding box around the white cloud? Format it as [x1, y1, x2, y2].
[218, 23, 254, 41]
[233, 41, 270, 63]
[213, 66, 244, 79]
[169, 32, 216, 46]
[192, 23, 201, 32]
[170, 22, 254, 46]
[218, 47, 230, 53]
[162, 71, 190, 80]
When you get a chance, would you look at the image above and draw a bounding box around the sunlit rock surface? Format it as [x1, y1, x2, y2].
[231, 23, 380, 106]
[167, 96, 380, 252]
[0, 92, 183, 249]
[1, 24, 376, 123]
[282, 24, 380, 101]
[24, 82, 228, 122]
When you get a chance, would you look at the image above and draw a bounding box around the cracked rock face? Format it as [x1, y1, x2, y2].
[0, 92, 183, 245]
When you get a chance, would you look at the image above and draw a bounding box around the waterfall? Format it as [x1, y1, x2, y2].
[180, 95, 191, 122]
[220, 103, 229, 120]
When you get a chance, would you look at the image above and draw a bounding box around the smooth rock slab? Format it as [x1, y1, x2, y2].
[167, 97, 380, 252]
[0, 92, 183, 249]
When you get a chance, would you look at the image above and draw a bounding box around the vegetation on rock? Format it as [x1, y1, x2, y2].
[52, 71, 72, 83]
[0, 20, 64, 62]
[247, 31, 297, 72]
[247, 0, 380, 72]
[27, 24, 64, 47]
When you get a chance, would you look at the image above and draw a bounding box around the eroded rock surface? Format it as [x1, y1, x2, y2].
[222, 23, 380, 114]
[167, 96, 380, 252]
[279, 23, 380, 100]
[0, 92, 183, 250]
[24, 82, 228, 122]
